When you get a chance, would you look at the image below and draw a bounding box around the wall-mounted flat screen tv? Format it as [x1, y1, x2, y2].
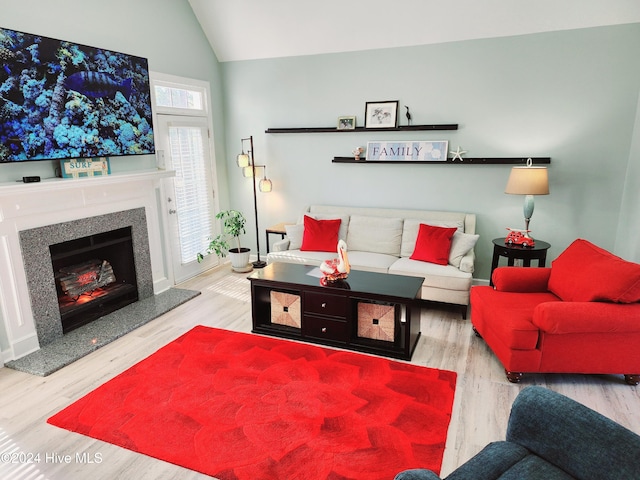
[0, 27, 154, 163]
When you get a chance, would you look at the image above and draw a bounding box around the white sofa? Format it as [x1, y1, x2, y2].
[266, 205, 477, 316]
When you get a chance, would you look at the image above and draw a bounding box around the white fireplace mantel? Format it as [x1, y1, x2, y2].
[0, 168, 174, 196]
[0, 169, 175, 365]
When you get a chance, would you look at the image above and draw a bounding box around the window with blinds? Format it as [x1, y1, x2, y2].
[168, 124, 213, 265]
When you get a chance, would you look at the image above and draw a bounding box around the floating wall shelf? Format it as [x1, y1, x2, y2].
[265, 124, 458, 134]
[264, 124, 549, 165]
[332, 157, 551, 165]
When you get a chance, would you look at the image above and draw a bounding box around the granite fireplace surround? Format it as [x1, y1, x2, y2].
[6, 208, 199, 376]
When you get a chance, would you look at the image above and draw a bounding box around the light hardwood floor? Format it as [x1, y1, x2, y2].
[1, 266, 638, 479]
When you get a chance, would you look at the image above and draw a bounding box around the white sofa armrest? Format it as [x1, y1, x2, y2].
[272, 238, 291, 252]
[459, 248, 475, 273]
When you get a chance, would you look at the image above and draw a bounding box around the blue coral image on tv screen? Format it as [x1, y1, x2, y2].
[0, 27, 155, 162]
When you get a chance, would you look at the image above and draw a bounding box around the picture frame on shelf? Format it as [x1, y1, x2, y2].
[337, 116, 356, 130]
[365, 100, 399, 128]
[366, 141, 449, 162]
[60, 157, 111, 178]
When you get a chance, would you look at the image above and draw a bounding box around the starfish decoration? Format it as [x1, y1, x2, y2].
[450, 146, 467, 161]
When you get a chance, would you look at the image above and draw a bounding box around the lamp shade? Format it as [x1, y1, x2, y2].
[505, 166, 549, 195]
[259, 177, 272, 192]
[237, 153, 250, 168]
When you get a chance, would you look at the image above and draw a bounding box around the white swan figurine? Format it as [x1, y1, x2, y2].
[320, 239, 350, 285]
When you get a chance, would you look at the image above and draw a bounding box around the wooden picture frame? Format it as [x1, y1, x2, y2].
[365, 101, 399, 128]
[60, 157, 111, 178]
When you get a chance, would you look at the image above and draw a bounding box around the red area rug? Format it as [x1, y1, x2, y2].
[48, 326, 456, 479]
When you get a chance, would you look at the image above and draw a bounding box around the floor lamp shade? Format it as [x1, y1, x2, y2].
[259, 177, 272, 192]
[237, 153, 250, 168]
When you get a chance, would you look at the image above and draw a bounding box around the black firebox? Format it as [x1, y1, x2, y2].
[49, 226, 139, 334]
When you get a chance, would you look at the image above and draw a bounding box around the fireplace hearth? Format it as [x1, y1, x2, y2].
[7, 207, 201, 376]
[6, 287, 200, 376]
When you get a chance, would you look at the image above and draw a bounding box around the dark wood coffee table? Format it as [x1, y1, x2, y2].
[248, 262, 423, 360]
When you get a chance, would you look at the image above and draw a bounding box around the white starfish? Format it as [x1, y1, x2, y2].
[450, 146, 467, 161]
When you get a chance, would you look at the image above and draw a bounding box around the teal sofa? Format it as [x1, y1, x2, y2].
[395, 386, 640, 480]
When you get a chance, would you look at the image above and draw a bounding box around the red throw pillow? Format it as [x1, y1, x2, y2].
[300, 215, 341, 252]
[548, 239, 640, 303]
[410, 224, 457, 265]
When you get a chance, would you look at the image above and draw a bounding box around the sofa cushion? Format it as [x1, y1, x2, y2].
[346, 215, 403, 256]
[532, 301, 640, 334]
[288, 214, 349, 250]
[312, 213, 350, 242]
[300, 215, 341, 252]
[284, 224, 304, 250]
[496, 455, 575, 480]
[492, 267, 552, 293]
[347, 251, 399, 274]
[445, 443, 574, 480]
[389, 258, 472, 291]
[410, 224, 457, 265]
[471, 287, 556, 350]
[443, 441, 530, 480]
[486, 301, 547, 350]
[267, 250, 399, 275]
[512, 389, 640, 480]
[548, 239, 640, 303]
[267, 249, 336, 266]
[400, 219, 464, 258]
[449, 231, 479, 268]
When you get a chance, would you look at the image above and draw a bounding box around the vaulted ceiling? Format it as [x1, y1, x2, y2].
[188, 0, 640, 62]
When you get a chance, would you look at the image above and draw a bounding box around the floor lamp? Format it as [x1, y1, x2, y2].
[237, 136, 272, 268]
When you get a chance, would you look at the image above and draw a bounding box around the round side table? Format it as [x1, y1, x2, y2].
[490, 237, 551, 286]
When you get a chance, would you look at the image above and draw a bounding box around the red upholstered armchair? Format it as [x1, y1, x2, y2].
[471, 239, 640, 385]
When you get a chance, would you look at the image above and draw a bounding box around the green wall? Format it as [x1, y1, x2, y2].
[1, 4, 638, 282]
[616, 91, 640, 261]
[0, 0, 228, 353]
[0, 0, 228, 198]
[221, 24, 640, 280]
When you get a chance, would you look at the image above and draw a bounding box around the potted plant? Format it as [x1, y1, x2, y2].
[197, 210, 252, 272]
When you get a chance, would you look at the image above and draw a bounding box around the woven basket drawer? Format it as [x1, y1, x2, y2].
[357, 302, 396, 342]
[270, 291, 301, 328]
